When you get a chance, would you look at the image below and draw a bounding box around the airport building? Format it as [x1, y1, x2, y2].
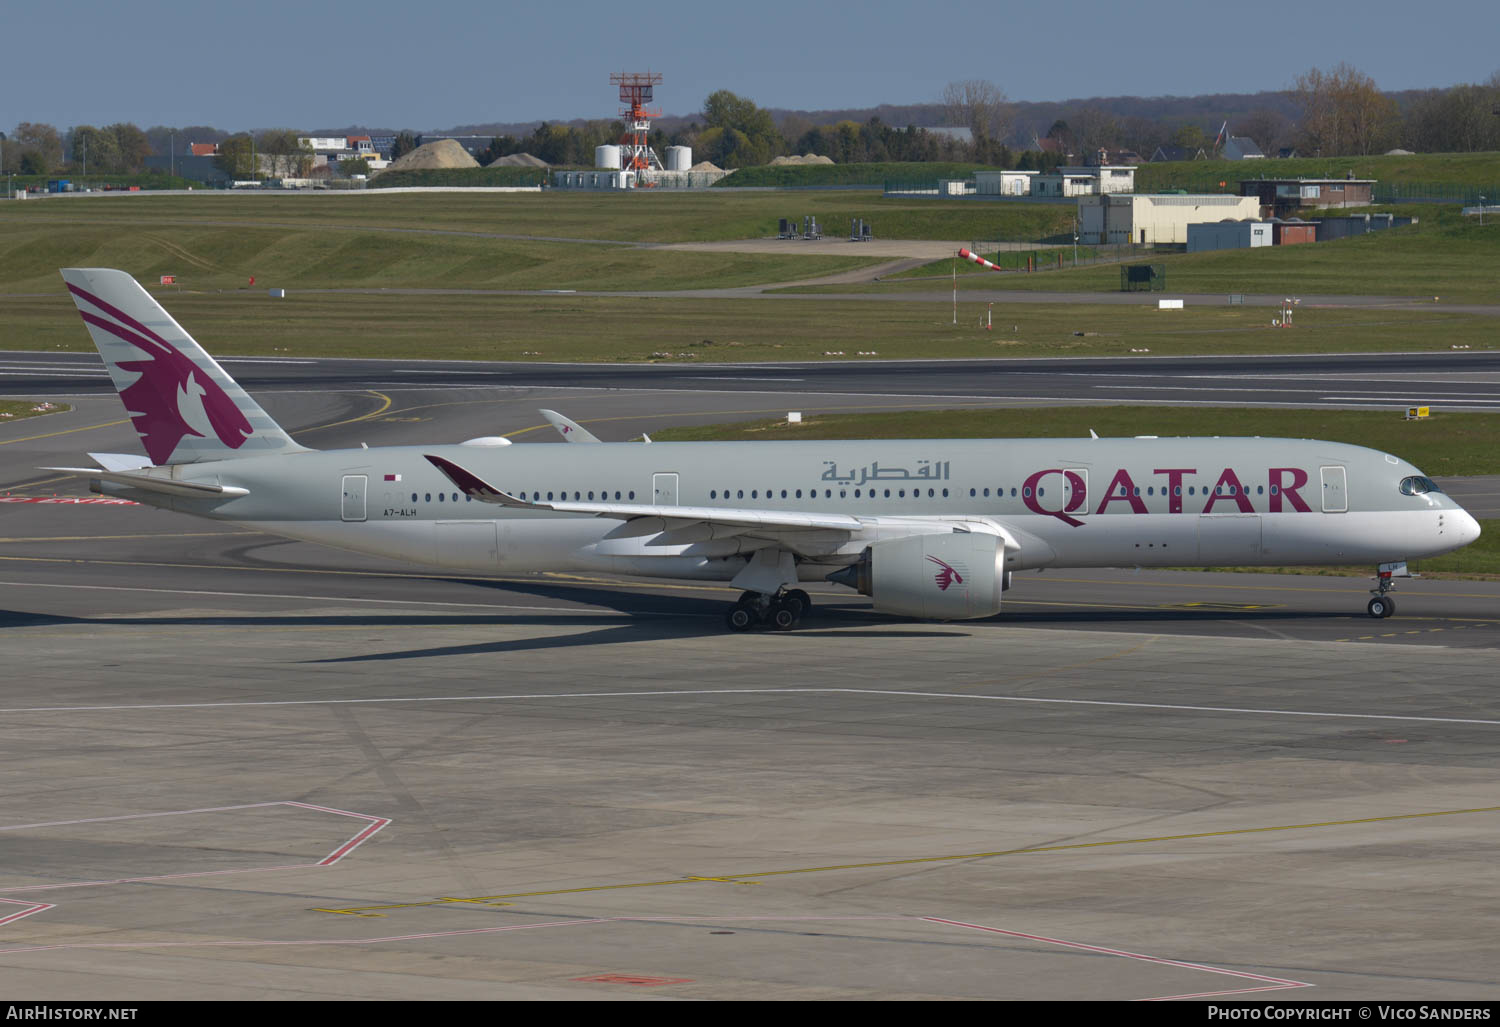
[973, 170, 1040, 196]
[1078, 193, 1261, 245]
[1186, 219, 1273, 252]
[1239, 177, 1377, 217]
[1033, 165, 1136, 198]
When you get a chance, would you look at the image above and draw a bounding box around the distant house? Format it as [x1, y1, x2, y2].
[1276, 147, 1298, 159]
[188, 142, 218, 157]
[1150, 144, 1208, 162]
[1032, 135, 1075, 162]
[1223, 136, 1265, 160]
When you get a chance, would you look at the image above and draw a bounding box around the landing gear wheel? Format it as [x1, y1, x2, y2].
[1367, 596, 1395, 619]
[767, 601, 799, 631]
[784, 589, 811, 616]
[725, 602, 759, 632]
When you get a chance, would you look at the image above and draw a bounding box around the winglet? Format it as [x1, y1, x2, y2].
[539, 409, 601, 444]
[424, 454, 532, 507]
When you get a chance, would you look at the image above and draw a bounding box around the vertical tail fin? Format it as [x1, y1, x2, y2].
[60, 268, 308, 465]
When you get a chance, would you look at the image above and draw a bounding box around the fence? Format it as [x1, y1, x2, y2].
[954, 240, 1176, 275]
[1371, 181, 1500, 205]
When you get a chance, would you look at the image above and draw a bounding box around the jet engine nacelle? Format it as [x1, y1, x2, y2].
[828, 532, 1006, 620]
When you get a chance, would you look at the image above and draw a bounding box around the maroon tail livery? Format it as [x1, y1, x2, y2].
[60, 269, 303, 465]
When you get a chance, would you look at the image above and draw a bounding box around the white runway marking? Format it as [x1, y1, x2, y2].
[1, 685, 1497, 726]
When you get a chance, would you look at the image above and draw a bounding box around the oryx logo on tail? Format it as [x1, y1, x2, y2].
[66, 281, 253, 465]
[926, 554, 964, 591]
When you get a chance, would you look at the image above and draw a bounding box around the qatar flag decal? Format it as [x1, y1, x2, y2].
[384, 473, 402, 482]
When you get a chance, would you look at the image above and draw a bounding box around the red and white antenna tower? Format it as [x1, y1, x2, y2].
[611, 71, 664, 173]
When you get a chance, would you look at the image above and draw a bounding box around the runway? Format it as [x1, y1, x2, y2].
[2, 378, 1499, 999]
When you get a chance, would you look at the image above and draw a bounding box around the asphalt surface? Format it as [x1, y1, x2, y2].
[6, 347, 1500, 411]
[2, 378, 1498, 1000]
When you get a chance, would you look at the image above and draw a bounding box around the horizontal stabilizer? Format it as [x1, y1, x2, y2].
[88, 452, 153, 472]
[42, 466, 249, 499]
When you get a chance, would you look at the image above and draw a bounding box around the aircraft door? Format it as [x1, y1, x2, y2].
[653, 472, 679, 506]
[341, 475, 367, 522]
[1320, 466, 1348, 513]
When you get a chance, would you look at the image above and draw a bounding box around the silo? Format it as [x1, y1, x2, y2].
[665, 146, 692, 171]
[595, 145, 622, 170]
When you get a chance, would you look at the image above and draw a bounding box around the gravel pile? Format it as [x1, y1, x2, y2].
[487, 152, 549, 168]
[385, 138, 479, 171]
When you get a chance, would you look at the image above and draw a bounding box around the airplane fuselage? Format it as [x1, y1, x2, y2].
[98, 435, 1479, 581]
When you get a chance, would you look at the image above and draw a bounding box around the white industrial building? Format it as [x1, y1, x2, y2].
[1033, 165, 1136, 198]
[1078, 193, 1262, 245]
[1187, 219, 1273, 252]
[973, 170, 1039, 196]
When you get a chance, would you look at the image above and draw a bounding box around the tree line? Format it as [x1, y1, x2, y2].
[4, 65, 1497, 179]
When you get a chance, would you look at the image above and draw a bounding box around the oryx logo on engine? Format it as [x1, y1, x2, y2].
[926, 555, 965, 591]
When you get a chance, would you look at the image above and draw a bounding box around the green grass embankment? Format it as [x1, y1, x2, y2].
[0, 189, 1069, 247]
[1135, 152, 1500, 195]
[0, 219, 880, 294]
[0, 400, 70, 422]
[713, 161, 995, 188]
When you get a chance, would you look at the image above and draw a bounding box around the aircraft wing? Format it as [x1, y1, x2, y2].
[538, 409, 601, 443]
[422, 453, 1032, 565]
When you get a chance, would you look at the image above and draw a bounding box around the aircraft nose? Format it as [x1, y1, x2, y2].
[1456, 508, 1482, 544]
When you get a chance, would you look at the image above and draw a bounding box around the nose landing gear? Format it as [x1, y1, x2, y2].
[1366, 561, 1410, 618]
[724, 588, 813, 632]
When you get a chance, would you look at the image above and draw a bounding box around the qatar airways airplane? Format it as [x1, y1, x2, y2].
[47, 268, 1481, 631]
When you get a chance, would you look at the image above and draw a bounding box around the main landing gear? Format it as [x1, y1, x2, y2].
[725, 588, 812, 632]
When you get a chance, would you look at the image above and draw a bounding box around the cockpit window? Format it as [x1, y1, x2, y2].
[1399, 476, 1443, 496]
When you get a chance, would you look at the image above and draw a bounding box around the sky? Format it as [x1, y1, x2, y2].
[4, 0, 1496, 132]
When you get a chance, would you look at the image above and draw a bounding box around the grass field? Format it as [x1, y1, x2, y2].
[788, 205, 1500, 303]
[0, 190, 1072, 249]
[0, 217, 885, 294]
[5, 290, 1495, 362]
[1, 190, 1495, 362]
